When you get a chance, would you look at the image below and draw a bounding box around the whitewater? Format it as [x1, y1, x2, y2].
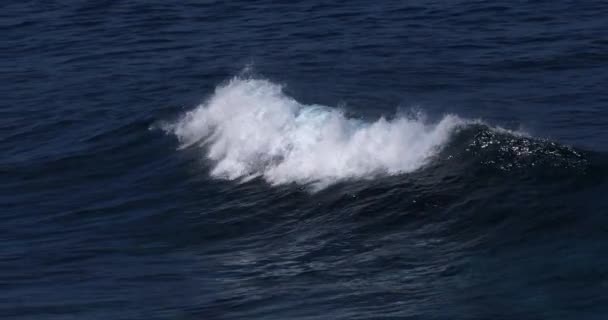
[167, 77, 468, 187]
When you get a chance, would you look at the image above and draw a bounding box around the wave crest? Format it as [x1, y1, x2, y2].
[168, 78, 465, 187]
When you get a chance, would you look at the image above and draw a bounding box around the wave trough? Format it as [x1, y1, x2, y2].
[168, 78, 467, 187]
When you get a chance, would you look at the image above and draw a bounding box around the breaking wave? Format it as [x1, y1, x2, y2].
[166, 77, 469, 187]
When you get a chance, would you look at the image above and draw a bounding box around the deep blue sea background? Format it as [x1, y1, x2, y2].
[2, 1, 608, 319]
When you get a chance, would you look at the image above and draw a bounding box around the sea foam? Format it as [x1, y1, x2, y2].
[169, 78, 465, 187]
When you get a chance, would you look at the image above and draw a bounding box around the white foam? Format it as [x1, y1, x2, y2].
[169, 78, 466, 188]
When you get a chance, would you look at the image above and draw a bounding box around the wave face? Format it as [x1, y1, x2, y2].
[169, 78, 466, 187]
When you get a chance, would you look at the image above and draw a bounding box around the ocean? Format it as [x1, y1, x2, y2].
[2, 1, 608, 319]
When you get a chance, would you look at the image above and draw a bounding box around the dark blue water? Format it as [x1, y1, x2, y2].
[2, 1, 608, 319]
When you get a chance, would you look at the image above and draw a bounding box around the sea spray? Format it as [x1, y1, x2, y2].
[169, 77, 466, 187]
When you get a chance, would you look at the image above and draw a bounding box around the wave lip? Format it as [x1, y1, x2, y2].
[169, 77, 466, 187]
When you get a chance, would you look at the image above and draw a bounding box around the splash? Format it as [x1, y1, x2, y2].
[168, 78, 466, 187]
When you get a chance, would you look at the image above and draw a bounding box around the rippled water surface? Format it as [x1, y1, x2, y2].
[2, 1, 608, 319]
